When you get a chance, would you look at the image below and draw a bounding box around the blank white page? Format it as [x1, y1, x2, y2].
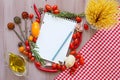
[36, 13, 76, 63]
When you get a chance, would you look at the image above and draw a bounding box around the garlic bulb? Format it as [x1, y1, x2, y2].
[65, 55, 75, 68]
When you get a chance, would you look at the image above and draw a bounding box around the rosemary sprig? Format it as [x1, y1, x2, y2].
[55, 11, 85, 20]
[29, 41, 45, 65]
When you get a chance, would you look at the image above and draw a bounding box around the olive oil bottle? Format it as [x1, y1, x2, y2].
[9, 53, 26, 76]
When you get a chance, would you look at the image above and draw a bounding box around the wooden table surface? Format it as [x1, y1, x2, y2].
[0, 0, 119, 80]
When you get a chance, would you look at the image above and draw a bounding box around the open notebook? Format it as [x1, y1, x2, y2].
[36, 13, 76, 63]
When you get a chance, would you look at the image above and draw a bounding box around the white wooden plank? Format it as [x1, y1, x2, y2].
[0, 0, 97, 80]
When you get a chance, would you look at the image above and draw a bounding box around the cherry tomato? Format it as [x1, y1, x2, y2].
[30, 56, 35, 61]
[26, 46, 30, 51]
[36, 18, 40, 23]
[79, 56, 84, 65]
[75, 54, 81, 59]
[57, 64, 61, 70]
[74, 62, 79, 68]
[28, 35, 33, 41]
[29, 13, 34, 19]
[61, 65, 66, 71]
[45, 4, 52, 11]
[35, 61, 41, 67]
[31, 21, 40, 38]
[72, 33, 77, 40]
[84, 24, 89, 30]
[76, 32, 81, 38]
[52, 63, 57, 69]
[44, 9, 48, 13]
[74, 38, 79, 45]
[70, 50, 77, 55]
[71, 67, 76, 72]
[28, 52, 32, 59]
[24, 51, 29, 56]
[18, 46, 25, 53]
[33, 37, 37, 43]
[76, 17, 82, 23]
[52, 5, 58, 11]
[25, 40, 29, 46]
[53, 9, 60, 14]
[69, 42, 75, 50]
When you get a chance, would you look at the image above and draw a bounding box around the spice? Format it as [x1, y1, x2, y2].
[7, 22, 15, 30]
[22, 11, 29, 19]
[14, 16, 21, 24]
[14, 16, 26, 41]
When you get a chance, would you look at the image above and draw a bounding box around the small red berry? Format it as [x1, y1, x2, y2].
[84, 24, 89, 30]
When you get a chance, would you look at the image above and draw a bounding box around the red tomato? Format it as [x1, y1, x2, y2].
[76, 17, 82, 23]
[75, 54, 81, 59]
[57, 64, 61, 70]
[25, 40, 29, 46]
[84, 24, 89, 30]
[35, 61, 41, 67]
[52, 5, 58, 11]
[30, 56, 35, 61]
[45, 4, 52, 11]
[28, 52, 32, 59]
[79, 56, 84, 65]
[44, 9, 48, 13]
[26, 46, 30, 51]
[33, 37, 37, 43]
[29, 13, 34, 19]
[61, 65, 66, 71]
[53, 9, 60, 14]
[36, 18, 40, 23]
[76, 32, 81, 38]
[70, 50, 77, 55]
[71, 67, 76, 72]
[74, 38, 79, 45]
[52, 63, 57, 69]
[69, 42, 75, 50]
[72, 33, 77, 40]
[74, 62, 79, 68]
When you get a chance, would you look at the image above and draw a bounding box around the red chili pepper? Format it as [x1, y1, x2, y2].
[34, 62, 58, 73]
[33, 4, 41, 19]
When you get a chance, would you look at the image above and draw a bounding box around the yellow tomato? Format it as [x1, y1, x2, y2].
[31, 21, 40, 38]
[28, 35, 33, 41]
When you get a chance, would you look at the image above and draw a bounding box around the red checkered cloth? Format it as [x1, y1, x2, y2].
[54, 13, 120, 80]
